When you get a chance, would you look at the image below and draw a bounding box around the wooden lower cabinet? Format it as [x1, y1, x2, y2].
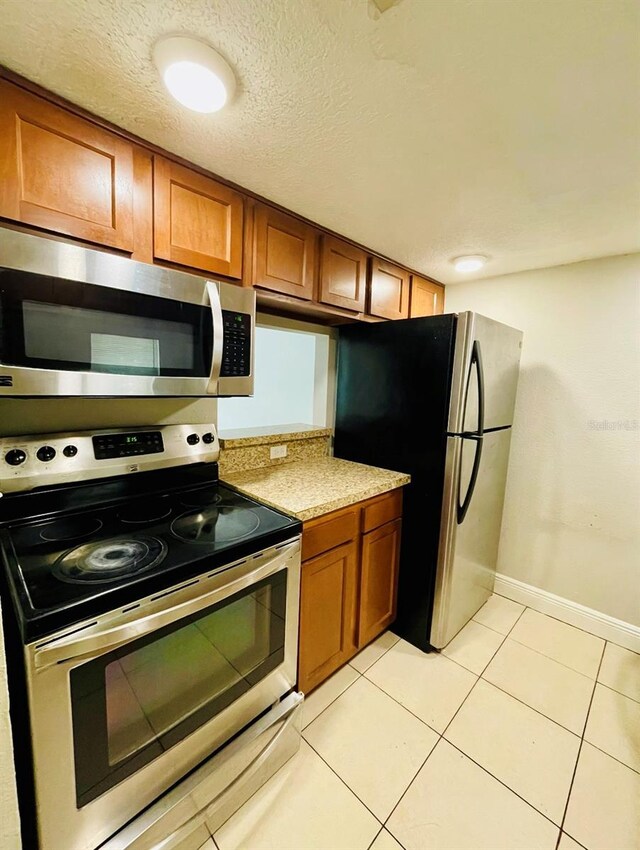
[297, 490, 403, 694]
[297, 540, 359, 694]
[359, 519, 401, 646]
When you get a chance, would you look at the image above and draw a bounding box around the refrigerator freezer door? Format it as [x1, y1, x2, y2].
[448, 313, 523, 434]
[430, 428, 514, 649]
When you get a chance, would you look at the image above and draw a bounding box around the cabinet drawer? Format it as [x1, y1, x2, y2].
[362, 489, 403, 533]
[302, 505, 360, 562]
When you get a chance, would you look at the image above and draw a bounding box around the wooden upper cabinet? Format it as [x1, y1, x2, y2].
[318, 235, 368, 313]
[153, 157, 243, 278]
[368, 258, 410, 320]
[410, 275, 445, 317]
[252, 203, 317, 300]
[0, 80, 134, 251]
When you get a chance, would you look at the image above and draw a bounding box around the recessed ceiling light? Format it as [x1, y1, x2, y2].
[153, 35, 236, 113]
[452, 255, 487, 273]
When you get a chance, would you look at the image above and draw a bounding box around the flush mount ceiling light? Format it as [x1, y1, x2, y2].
[153, 35, 236, 113]
[452, 255, 488, 273]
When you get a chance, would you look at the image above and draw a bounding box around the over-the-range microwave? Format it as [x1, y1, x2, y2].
[0, 228, 255, 397]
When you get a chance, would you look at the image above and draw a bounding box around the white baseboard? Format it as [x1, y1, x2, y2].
[494, 573, 640, 654]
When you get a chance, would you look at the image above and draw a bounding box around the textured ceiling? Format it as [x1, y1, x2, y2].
[0, 0, 638, 283]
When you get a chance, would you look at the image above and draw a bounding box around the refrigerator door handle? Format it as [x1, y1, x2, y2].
[462, 339, 485, 438]
[457, 341, 485, 523]
[457, 434, 483, 523]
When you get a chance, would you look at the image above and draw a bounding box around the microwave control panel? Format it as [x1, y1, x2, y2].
[221, 311, 251, 377]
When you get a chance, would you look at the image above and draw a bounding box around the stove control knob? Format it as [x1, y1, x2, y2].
[36, 445, 56, 463]
[186, 433, 200, 445]
[5, 449, 26, 466]
[63, 445, 78, 458]
[202, 432, 215, 444]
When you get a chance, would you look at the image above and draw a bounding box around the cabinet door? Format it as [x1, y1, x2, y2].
[368, 258, 410, 320]
[298, 541, 359, 693]
[153, 157, 243, 278]
[318, 235, 368, 312]
[252, 204, 317, 300]
[410, 275, 445, 317]
[358, 519, 401, 647]
[0, 81, 134, 251]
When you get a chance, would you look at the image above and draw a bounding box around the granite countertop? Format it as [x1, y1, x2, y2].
[223, 457, 410, 521]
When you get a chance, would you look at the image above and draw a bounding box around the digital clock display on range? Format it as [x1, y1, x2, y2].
[92, 431, 164, 460]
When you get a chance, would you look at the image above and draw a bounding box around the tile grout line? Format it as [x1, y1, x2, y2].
[353, 633, 401, 675]
[444, 610, 512, 678]
[491, 591, 636, 646]
[365, 826, 384, 850]
[594, 678, 640, 708]
[475, 676, 584, 738]
[507, 633, 604, 680]
[301, 669, 362, 734]
[554, 638, 607, 850]
[377, 605, 528, 837]
[582, 739, 640, 777]
[444, 738, 565, 832]
[302, 736, 386, 827]
[440, 607, 570, 836]
[302, 633, 399, 734]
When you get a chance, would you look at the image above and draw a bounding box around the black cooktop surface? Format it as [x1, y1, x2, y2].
[0, 466, 300, 641]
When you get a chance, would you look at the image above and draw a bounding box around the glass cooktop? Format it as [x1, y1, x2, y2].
[1, 479, 300, 641]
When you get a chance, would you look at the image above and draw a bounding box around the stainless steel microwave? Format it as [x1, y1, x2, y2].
[0, 228, 255, 397]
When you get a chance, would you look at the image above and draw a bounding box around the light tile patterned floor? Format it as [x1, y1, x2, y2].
[203, 596, 640, 850]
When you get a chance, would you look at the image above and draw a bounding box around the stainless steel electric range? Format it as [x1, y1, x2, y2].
[0, 424, 303, 850]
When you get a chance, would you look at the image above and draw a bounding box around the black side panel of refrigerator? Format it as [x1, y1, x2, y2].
[334, 314, 457, 651]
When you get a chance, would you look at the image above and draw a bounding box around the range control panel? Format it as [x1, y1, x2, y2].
[0, 424, 219, 494]
[93, 431, 164, 460]
[220, 311, 251, 377]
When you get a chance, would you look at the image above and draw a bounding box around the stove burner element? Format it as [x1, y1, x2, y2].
[180, 488, 223, 508]
[53, 536, 168, 584]
[171, 507, 260, 545]
[120, 497, 172, 524]
[40, 517, 104, 543]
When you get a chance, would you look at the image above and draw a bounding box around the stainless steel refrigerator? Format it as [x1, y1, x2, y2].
[334, 312, 523, 651]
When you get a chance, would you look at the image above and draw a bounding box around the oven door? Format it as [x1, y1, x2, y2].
[25, 538, 300, 850]
[0, 228, 255, 397]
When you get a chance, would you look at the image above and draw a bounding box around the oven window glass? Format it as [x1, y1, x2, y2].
[70, 571, 287, 806]
[0, 270, 212, 377]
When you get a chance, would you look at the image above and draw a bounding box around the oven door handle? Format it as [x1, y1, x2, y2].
[33, 543, 297, 670]
[206, 280, 224, 394]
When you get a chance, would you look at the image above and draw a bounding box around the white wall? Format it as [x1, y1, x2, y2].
[445, 254, 640, 626]
[218, 315, 337, 432]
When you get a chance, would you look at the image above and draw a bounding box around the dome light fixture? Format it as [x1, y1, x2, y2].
[153, 35, 236, 113]
[452, 255, 487, 273]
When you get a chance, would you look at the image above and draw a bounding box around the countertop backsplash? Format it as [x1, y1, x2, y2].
[218, 425, 332, 475]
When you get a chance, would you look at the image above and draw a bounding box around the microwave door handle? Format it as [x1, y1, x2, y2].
[33, 544, 295, 670]
[206, 281, 224, 394]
